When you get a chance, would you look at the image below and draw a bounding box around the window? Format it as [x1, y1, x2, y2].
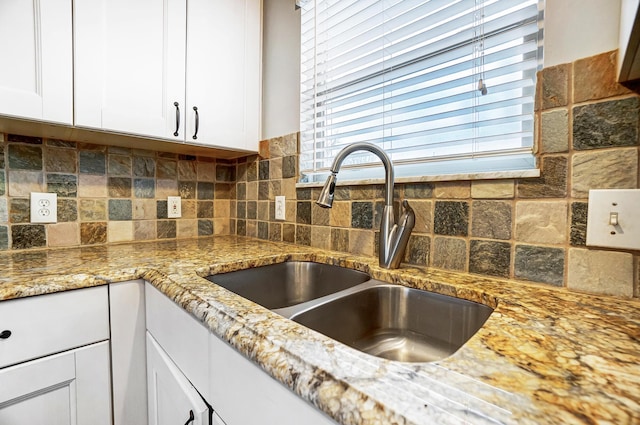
[299, 0, 543, 183]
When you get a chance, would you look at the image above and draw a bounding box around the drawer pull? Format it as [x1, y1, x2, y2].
[184, 410, 194, 425]
[0, 330, 11, 339]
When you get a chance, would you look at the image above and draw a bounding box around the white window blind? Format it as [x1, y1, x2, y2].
[299, 0, 543, 183]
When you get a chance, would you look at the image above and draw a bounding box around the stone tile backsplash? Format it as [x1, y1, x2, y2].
[1, 50, 638, 298]
[234, 50, 639, 298]
[0, 136, 233, 250]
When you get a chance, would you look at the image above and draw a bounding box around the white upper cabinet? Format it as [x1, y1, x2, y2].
[74, 0, 261, 152]
[618, 0, 640, 82]
[185, 0, 262, 151]
[0, 0, 73, 124]
[74, 0, 187, 140]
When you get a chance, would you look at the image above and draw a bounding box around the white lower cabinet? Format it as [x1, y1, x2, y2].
[144, 281, 336, 425]
[0, 286, 109, 368]
[212, 412, 227, 425]
[0, 339, 111, 425]
[209, 334, 336, 425]
[147, 332, 211, 425]
[1, 280, 338, 425]
[109, 280, 148, 425]
[145, 282, 213, 424]
[0, 287, 111, 425]
[145, 283, 210, 400]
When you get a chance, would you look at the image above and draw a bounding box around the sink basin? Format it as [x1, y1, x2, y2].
[290, 284, 493, 363]
[206, 261, 493, 363]
[204, 262, 370, 309]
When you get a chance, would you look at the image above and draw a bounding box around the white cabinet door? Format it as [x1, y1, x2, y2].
[0, 0, 72, 124]
[212, 412, 227, 425]
[74, 0, 187, 140]
[147, 332, 210, 425]
[0, 341, 112, 425]
[145, 282, 210, 401]
[185, 0, 261, 152]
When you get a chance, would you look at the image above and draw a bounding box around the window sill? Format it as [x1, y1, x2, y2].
[296, 168, 540, 188]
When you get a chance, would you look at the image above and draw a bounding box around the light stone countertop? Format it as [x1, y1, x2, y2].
[0, 236, 638, 424]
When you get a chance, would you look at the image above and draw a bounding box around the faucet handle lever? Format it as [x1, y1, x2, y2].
[399, 200, 415, 228]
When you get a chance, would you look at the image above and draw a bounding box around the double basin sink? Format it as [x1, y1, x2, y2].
[205, 262, 493, 363]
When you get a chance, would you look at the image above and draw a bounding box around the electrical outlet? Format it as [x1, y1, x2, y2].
[30, 192, 58, 223]
[275, 196, 285, 220]
[168, 196, 182, 218]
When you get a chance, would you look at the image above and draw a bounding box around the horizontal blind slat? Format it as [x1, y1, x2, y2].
[315, 2, 538, 88]
[319, 57, 537, 124]
[316, 27, 539, 105]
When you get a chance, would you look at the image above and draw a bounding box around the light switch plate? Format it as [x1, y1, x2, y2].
[586, 189, 640, 250]
[167, 196, 181, 218]
[275, 196, 285, 220]
[30, 192, 58, 223]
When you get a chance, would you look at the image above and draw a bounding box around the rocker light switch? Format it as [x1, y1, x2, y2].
[586, 189, 640, 250]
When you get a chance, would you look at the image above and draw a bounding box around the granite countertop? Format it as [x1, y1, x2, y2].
[1, 236, 638, 424]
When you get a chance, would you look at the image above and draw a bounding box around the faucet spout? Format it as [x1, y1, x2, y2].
[315, 142, 415, 269]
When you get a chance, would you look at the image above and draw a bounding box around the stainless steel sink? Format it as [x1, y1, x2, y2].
[205, 261, 493, 363]
[204, 261, 370, 309]
[288, 284, 493, 363]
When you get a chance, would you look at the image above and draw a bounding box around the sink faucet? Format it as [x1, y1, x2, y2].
[316, 142, 415, 269]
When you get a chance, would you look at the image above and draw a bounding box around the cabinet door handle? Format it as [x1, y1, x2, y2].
[184, 410, 194, 425]
[192, 106, 199, 140]
[173, 102, 181, 137]
[0, 330, 11, 339]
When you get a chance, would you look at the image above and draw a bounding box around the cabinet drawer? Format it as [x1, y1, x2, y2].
[145, 282, 210, 401]
[0, 286, 109, 368]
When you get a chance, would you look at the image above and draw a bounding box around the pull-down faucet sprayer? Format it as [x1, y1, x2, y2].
[316, 142, 415, 269]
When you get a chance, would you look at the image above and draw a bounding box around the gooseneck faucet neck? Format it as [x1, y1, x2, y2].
[329, 143, 394, 206]
[316, 142, 415, 269]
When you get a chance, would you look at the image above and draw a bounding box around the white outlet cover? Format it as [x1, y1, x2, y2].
[30, 192, 58, 223]
[586, 189, 640, 250]
[168, 196, 182, 218]
[275, 196, 285, 220]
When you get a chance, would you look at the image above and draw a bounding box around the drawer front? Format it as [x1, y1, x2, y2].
[145, 282, 210, 400]
[0, 286, 109, 368]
